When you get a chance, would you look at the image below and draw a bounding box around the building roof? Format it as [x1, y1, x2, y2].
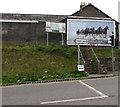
[0, 13, 67, 22]
[61, 3, 118, 23]
[71, 3, 112, 18]
[0, 3, 118, 23]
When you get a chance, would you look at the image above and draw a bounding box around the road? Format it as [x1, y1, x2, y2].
[2, 76, 119, 105]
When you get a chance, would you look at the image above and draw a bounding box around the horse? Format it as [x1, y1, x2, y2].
[76, 26, 109, 39]
[93, 26, 109, 38]
[100, 26, 109, 38]
[76, 27, 96, 39]
[76, 29, 80, 35]
[94, 27, 102, 38]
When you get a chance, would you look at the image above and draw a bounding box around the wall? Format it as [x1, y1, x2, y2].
[2, 22, 65, 46]
[99, 57, 120, 72]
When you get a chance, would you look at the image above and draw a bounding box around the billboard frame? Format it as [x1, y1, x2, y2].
[67, 18, 116, 46]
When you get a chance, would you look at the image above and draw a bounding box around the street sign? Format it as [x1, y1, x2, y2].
[77, 65, 85, 71]
[112, 57, 115, 62]
[74, 38, 88, 44]
[46, 22, 65, 33]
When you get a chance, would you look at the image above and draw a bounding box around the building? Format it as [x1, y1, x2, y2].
[1, 14, 67, 45]
[0, 2, 119, 46]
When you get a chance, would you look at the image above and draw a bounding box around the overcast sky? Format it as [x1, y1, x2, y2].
[0, 0, 119, 21]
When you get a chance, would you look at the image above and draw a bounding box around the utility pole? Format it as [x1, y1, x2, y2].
[47, 32, 49, 46]
[61, 33, 64, 45]
[78, 44, 80, 65]
[111, 46, 114, 72]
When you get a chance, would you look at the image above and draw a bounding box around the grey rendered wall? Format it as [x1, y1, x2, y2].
[2, 22, 65, 46]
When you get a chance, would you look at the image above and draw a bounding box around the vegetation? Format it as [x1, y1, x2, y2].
[2, 45, 119, 84]
[2, 45, 87, 84]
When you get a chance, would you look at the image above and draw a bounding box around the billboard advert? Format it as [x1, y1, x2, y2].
[67, 19, 115, 46]
[46, 22, 65, 33]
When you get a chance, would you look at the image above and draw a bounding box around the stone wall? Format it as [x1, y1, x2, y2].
[99, 57, 120, 72]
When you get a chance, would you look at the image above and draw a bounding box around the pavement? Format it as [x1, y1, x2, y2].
[88, 71, 119, 78]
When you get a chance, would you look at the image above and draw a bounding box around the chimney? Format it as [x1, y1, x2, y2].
[80, 2, 89, 9]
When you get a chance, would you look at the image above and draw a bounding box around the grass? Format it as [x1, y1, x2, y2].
[2, 45, 119, 84]
[2, 45, 89, 84]
[91, 47, 119, 57]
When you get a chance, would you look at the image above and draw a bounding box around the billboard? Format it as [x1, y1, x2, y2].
[46, 22, 65, 33]
[67, 19, 115, 46]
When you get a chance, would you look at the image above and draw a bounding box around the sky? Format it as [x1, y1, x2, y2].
[0, 0, 119, 21]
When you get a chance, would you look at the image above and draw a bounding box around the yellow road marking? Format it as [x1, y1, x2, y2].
[1, 76, 119, 88]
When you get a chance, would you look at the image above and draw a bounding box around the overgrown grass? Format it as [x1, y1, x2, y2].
[2, 45, 119, 84]
[92, 47, 119, 57]
[2, 45, 89, 84]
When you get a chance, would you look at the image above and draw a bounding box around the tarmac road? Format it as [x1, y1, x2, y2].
[2, 76, 119, 105]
